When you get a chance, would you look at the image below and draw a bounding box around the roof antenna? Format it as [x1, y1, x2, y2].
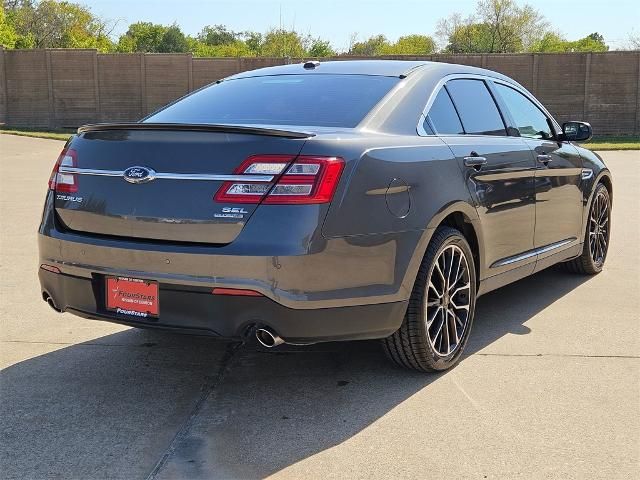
[303, 60, 320, 70]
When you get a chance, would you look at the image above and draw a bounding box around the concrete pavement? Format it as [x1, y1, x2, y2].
[1, 134, 638, 479]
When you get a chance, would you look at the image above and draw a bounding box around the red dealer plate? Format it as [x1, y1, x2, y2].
[106, 276, 159, 318]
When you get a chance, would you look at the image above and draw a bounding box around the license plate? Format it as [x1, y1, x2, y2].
[105, 276, 159, 318]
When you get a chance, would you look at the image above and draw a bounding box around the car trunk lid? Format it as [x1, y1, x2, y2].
[53, 124, 311, 244]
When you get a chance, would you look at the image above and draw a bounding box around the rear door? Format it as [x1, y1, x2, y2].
[491, 82, 584, 251]
[427, 78, 537, 276]
[54, 127, 306, 244]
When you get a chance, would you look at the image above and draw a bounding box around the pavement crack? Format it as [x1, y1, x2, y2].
[470, 353, 639, 359]
[145, 340, 244, 480]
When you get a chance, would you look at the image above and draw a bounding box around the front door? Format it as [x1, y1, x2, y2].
[527, 139, 583, 249]
[491, 82, 584, 253]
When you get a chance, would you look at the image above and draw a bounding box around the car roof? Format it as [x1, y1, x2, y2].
[229, 60, 431, 79]
[228, 59, 516, 84]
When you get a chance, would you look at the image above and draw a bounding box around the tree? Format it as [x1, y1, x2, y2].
[116, 22, 190, 53]
[190, 38, 252, 57]
[530, 31, 608, 52]
[261, 28, 306, 57]
[307, 37, 335, 57]
[242, 31, 263, 55]
[572, 32, 608, 52]
[350, 34, 390, 55]
[197, 24, 237, 46]
[6, 0, 114, 50]
[0, 7, 18, 47]
[437, 0, 548, 53]
[384, 34, 436, 54]
[159, 24, 189, 53]
[116, 22, 167, 53]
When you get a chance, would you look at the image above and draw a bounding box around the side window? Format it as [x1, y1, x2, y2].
[494, 83, 553, 139]
[446, 79, 506, 136]
[426, 88, 464, 135]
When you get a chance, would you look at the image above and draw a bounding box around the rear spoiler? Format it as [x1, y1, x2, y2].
[77, 123, 316, 139]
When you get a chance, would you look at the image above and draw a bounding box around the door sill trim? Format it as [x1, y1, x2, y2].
[490, 238, 577, 268]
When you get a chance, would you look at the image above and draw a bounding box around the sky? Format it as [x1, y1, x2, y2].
[87, 0, 640, 51]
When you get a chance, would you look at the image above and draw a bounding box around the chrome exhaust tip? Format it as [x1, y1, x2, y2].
[45, 295, 62, 313]
[255, 328, 285, 348]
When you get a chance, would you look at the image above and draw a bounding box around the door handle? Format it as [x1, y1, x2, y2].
[537, 154, 552, 164]
[464, 156, 487, 169]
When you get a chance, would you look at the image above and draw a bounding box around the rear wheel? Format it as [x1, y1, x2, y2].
[382, 226, 477, 372]
[563, 183, 611, 275]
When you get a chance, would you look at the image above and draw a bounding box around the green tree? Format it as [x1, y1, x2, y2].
[197, 24, 237, 46]
[437, 0, 548, 53]
[350, 34, 390, 55]
[530, 31, 608, 52]
[383, 34, 436, 54]
[307, 37, 335, 57]
[6, 0, 114, 50]
[261, 28, 306, 57]
[572, 32, 608, 52]
[116, 22, 190, 53]
[242, 31, 263, 55]
[0, 7, 18, 47]
[116, 22, 167, 52]
[159, 24, 189, 53]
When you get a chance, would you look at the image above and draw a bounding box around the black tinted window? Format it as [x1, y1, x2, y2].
[145, 74, 399, 128]
[446, 79, 506, 136]
[495, 83, 553, 139]
[426, 88, 464, 134]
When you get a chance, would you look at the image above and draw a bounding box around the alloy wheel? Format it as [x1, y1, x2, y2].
[589, 190, 610, 266]
[426, 244, 471, 356]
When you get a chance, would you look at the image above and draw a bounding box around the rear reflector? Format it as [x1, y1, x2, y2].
[40, 264, 61, 274]
[214, 155, 344, 205]
[48, 148, 78, 193]
[212, 288, 263, 297]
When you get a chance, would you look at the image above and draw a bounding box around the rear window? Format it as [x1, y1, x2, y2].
[145, 74, 399, 128]
[446, 79, 506, 136]
[427, 88, 464, 135]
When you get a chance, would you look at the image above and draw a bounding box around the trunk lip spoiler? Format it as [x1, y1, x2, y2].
[77, 122, 316, 139]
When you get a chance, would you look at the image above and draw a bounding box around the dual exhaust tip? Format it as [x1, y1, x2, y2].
[255, 328, 285, 348]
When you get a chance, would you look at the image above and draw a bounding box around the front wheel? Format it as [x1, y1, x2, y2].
[563, 183, 611, 275]
[382, 226, 477, 372]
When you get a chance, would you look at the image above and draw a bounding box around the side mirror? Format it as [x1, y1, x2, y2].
[562, 121, 592, 142]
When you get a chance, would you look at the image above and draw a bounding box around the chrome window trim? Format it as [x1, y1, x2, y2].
[58, 166, 274, 183]
[490, 79, 562, 137]
[416, 73, 561, 137]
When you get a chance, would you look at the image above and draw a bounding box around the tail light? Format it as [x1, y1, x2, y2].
[214, 155, 344, 205]
[48, 148, 78, 193]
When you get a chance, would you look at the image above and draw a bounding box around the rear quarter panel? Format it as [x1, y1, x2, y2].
[314, 135, 469, 237]
[299, 133, 479, 299]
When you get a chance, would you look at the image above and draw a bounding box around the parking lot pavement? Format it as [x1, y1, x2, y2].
[1, 134, 638, 479]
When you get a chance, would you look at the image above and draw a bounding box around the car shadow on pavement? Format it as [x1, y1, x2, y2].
[1, 268, 592, 479]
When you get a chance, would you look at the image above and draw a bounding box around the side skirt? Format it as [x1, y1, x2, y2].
[478, 241, 582, 297]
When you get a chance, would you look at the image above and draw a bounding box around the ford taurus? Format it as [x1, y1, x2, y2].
[38, 60, 612, 372]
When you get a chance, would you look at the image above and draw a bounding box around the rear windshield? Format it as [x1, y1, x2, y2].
[144, 74, 399, 128]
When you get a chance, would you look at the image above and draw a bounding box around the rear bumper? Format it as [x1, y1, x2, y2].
[39, 268, 407, 343]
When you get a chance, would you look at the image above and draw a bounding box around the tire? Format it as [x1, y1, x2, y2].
[563, 183, 611, 275]
[382, 226, 477, 372]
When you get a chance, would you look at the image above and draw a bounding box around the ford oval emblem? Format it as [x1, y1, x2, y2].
[123, 166, 156, 184]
